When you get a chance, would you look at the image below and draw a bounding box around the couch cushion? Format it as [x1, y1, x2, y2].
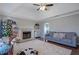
[62, 39, 72, 44]
[58, 33, 65, 39]
[65, 33, 76, 39]
[53, 33, 65, 39]
[53, 33, 59, 39]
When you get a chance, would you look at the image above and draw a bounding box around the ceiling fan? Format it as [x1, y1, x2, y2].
[33, 3, 54, 11]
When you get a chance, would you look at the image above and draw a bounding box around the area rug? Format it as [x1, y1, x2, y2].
[13, 39, 72, 55]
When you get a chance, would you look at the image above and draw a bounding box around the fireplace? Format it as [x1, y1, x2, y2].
[23, 31, 31, 39]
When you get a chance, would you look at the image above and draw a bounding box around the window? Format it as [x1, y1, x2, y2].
[44, 23, 49, 35]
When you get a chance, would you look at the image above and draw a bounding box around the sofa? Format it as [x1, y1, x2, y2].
[45, 32, 77, 47]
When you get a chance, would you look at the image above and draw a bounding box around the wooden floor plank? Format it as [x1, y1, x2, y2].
[47, 41, 79, 55]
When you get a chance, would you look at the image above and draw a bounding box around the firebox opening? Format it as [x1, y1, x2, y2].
[23, 31, 31, 39]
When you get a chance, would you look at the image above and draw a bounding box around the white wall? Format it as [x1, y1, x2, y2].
[16, 19, 36, 39]
[16, 19, 35, 29]
[49, 14, 79, 35]
[39, 14, 79, 36]
[39, 22, 45, 38]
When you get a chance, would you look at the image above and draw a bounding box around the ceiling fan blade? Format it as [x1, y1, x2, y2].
[37, 8, 40, 11]
[46, 4, 53, 6]
[33, 4, 40, 6]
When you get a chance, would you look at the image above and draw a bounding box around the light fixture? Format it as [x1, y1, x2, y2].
[33, 3, 53, 11]
[39, 5, 47, 11]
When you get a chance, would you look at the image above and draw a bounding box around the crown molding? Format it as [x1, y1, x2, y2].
[42, 9, 79, 22]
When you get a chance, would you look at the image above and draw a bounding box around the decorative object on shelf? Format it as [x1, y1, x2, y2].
[34, 23, 40, 29]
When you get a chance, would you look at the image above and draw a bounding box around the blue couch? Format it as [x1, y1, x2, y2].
[45, 32, 77, 47]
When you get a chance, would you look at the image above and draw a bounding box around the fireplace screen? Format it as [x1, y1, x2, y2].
[23, 31, 31, 39]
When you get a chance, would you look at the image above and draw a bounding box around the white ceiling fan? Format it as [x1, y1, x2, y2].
[33, 3, 54, 11]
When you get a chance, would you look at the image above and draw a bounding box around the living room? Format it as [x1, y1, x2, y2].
[0, 3, 79, 55]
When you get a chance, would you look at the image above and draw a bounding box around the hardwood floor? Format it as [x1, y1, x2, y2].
[71, 46, 79, 55]
[47, 41, 79, 55]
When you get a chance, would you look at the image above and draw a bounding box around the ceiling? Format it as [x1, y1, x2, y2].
[0, 3, 79, 21]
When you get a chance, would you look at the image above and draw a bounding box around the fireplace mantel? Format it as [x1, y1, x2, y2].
[16, 28, 34, 42]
